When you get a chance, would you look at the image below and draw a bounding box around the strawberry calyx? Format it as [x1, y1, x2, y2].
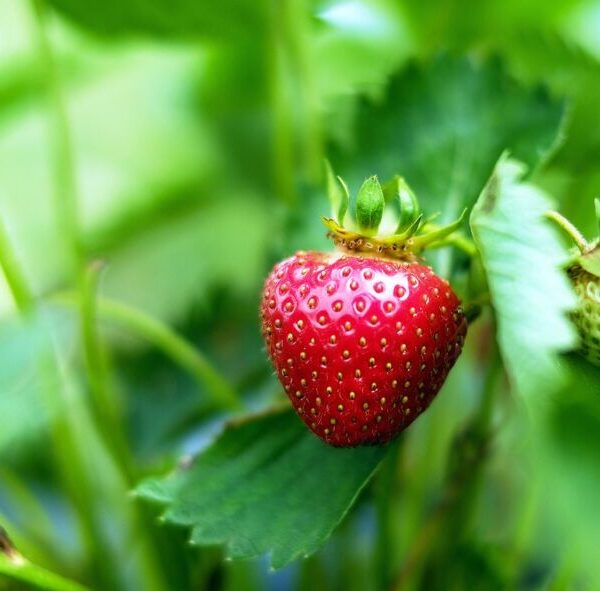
[546, 202, 600, 278]
[323, 165, 467, 262]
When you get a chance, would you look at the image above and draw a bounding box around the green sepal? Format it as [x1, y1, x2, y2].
[422, 211, 441, 225]
[381, 175, 400, 204]
[321, 214, 423, 245]
[325, 160, 350, 225]
[356, 176, 384, 236]
[578, 247, 600, 278]
[393, 177, 421, 233]
[381, 176, 421, 233]
[595, 198, 600, 237]
[377, 214, 423, 244]
[410, 209, 468, 251]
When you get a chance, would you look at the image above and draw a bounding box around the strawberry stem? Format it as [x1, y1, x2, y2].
[463, 303, 483, 324]
[545, 210, 591, 253]
[418, 228, 477, 257]
[409, 209, 467, 252]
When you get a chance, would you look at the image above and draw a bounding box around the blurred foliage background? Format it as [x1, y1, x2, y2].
[1, 0, 600, 590]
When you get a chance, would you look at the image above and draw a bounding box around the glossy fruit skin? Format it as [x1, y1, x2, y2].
[569, 265, 600, 366]
[260, 251, 467, 447]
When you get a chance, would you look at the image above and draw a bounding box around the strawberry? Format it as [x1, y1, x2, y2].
[260, 172, 467, 446]
[569, 265, 600, 365]
[261, 252, 466, 446]
[546, 204, 600, 366]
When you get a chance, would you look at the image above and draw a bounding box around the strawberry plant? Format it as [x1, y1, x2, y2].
[1, 1, 600, 591]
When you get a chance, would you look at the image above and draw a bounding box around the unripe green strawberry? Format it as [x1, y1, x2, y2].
[546, 204, 600, 366]
[569, 265, 600, 366]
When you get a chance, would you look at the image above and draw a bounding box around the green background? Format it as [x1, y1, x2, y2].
[1, 0, 600, 589]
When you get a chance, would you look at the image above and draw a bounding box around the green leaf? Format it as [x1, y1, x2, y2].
[335, 56, 565, 223]
[470, 158, 577, 399]
[313, 0, 412, 109]
[355, 176, 384, 235]
[0, 554, 89, 591]
[137, 408, 387, 569]
[46, 0, 267, 40]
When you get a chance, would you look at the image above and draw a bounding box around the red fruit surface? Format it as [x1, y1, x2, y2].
[260, 251, 467, 447]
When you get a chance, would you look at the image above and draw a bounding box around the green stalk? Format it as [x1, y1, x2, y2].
[391, 345, 501, 590]
[374, 439, 402, 591]
[80, 263, 134, 474]
[0, 219, 34, 314]
[504, 476, 541, 587]
[268, 0, 295, 204]
[39, 338, 124, 590]
[423, 232, 478, 257]
[268, 0, 322, 201]
[0, 138, 103, 584]
[51, 291, 242, 411]
[30, 0, 82, 278]
[285, 0, 322, 182]
[545, 210, 590, 254]
[0, 469, 56, 561]
[29, 4, 171, 590]
[0, 553, 90, 591]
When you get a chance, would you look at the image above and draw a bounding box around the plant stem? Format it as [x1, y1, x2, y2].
[80, 262, 134, 474]
[30, 5, 171, 590]
[30, 0, 82, 279]
[545, 210, 590, 254]
[268, 0, 295, 205]
[391, 345, 501, 590]
[0, 219, 34, 314]
[504, 475, 540, 587]
[0, 554, 90, 591]
[374, 439, 402, 591]
[0, 469, 56, 558]
[51, 291, 242, 411]
[285, 0, 322, 183]
[425, 232, 478, 257]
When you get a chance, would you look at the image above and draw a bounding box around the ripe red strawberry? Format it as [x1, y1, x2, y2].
[260, 252, 466, 446]
[260, 172, 468, 447]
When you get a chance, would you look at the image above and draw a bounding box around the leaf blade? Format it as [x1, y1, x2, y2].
[137, 408, 387, 569]
[470, 158, 577, 398]
[46, 0, 267, 39]
[336, 56, 565, 224]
